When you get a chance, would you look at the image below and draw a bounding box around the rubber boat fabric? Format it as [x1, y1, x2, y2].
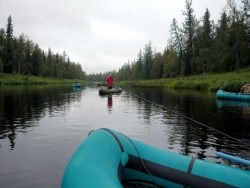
[72, 83, 81, 88]
[99, 86, 122, 95]
[62, 128, 250, 188]
[216, 89, 250, 102]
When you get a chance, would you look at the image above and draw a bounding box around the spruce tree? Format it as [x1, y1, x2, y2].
[182, 0, 197, 75]
[4, 15, 14, 73]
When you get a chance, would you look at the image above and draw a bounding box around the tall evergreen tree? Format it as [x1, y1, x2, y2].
[170, 18, 183, 74]
[242, 0, 250, 27]
[135, 49, 143, 79]
[241, 0, 250, 66]
[31, 44, 43, 76]
[15, 34, 26, 74]
[214, 12, 230, 71]
[151, 52, 164, 79]
[6, 16, 13, 40]
[0, 29, 5, 72]
[143, 41, 153, 79]
[200, 8, 212, 73]
[226, 0, 249, 70]
[47, 48, 53, 77]
[163, 47, 178, 77]
[23, 39, 33, 75]
[182, 0, 197, 75]
[4, 15, 14, 73]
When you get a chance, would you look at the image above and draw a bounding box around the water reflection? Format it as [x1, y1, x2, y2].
[123, 87, 250, 165]
[216, 99, 250, 108]
[72, 87, 82, 92]
[0, 85, 84, 150]
[107, 95, 113, 110]
[1, 85, 249, 165]
[1, 85, 250, 188]
[98, 92, 123, 112]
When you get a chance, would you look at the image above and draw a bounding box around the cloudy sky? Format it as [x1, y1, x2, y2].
[0, 0, 228, 74]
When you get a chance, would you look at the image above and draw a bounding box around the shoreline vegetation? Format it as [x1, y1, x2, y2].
[0, 73, 83, 85]
[119, 66, 250, 92]
[1, 66, 249, 92]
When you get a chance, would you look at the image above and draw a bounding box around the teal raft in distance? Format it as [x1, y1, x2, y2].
[72, 83, 81, 88]
[216, 89, 250, 102]
[62, 128, 250, 188]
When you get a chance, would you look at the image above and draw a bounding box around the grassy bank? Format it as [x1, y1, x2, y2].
[121, 67, 250, 92]
[0, 73, 83, 85]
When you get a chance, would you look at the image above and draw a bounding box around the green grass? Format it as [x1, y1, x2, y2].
[0, 73, 84, 85]
[1, 67, 249, 91]
[120, 67, 250, 92]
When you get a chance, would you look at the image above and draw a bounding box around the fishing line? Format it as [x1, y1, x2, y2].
[123, 90, 250, 149]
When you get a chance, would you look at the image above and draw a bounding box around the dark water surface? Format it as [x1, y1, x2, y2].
[0, 85, 249, 188]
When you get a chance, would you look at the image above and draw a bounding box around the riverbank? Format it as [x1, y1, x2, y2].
[120, 66, 250, 92]
[0, 73, 84, 85]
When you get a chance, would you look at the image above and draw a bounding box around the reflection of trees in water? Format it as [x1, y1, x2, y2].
[0, 86, 83, 150]
[126, 87, 249, 162]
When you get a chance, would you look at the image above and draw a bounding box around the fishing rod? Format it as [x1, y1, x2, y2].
[123, 89, 250, 149]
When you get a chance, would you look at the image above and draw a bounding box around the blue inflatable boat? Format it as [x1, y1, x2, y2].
[216, 89, 250, 102]
[72, 83, 81, 88]
[62, 128, 250, 188]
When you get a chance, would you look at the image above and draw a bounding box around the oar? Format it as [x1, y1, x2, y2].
[217, 152, 250, 166]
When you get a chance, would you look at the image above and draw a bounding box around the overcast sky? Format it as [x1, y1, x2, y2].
[0, 0, 229, 74]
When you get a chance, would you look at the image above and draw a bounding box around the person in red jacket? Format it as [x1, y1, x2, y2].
[106, 75, 113, 89]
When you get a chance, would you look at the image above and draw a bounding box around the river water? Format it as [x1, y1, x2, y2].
[0, 84, 249, 188]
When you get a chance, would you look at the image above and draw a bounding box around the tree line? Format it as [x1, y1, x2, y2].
[0, 16, 85, 80]
[88, 0, 250, 82]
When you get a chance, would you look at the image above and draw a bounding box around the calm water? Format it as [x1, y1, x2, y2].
[0, 85, 249, 188]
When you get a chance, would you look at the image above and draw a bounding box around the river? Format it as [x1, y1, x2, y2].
[0, 84, 249, 188]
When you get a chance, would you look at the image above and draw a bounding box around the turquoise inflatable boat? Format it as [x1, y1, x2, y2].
[72, 83, 81, 88]
[216, 89, 250, 102]
[62, 128, 250, 188]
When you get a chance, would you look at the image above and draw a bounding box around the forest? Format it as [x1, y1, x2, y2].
[87, 0, 250, 81]
[0, 16, 85, 80]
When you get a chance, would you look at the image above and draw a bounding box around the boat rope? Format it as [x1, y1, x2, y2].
[124, 90, 250, 149]
[121, 132, 158, 188]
